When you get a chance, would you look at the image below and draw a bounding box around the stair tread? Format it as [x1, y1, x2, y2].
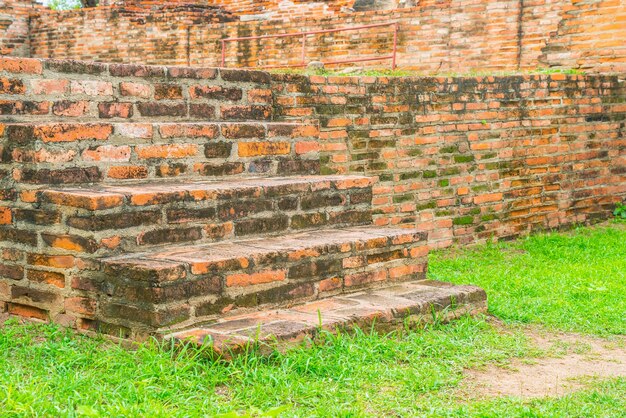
[103, 225, 422, 268]
[41, 175, 374, 209]
[165, 280, 487, 352]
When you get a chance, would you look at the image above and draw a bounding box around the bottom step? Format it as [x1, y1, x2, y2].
[167, 280, 487, 355]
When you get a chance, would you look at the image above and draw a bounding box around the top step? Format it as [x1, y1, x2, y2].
[0, 58, 274, 122]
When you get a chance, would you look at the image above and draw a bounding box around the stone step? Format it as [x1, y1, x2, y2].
[165, 281, 487, 355]
[94, 226, 429, 335]
[1, 121, 321, 186]
[33, 175, 374, 254]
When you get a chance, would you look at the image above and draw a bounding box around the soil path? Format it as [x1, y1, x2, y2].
[463, 325, 626, 398]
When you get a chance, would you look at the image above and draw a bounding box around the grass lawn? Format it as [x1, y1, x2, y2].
[0, 221, 624, 417]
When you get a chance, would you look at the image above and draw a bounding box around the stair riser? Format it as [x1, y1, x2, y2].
[0, 122, 321, 188]
[99, 231, 428, 332]
[32, 184, 373, 255]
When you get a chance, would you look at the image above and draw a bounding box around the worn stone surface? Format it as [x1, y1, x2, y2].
[167, 280, 487, 355]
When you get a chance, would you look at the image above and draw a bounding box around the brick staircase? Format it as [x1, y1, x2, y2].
[0, 58, 486, 350]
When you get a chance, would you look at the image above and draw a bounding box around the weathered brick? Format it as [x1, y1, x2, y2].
[0, 264, 24, 280]
[221, 105, 271, 120]
[137, 227, 202, 245]
[33, 123, 112, 142]
[238, 142, 290, 157]
[27, 269, 65, 288]
[204, 142, 232, 158]
[189, 103, 216, 118]
[0, 78, 26, 94]
[52, 101, 89, 117]
[65, 297, 96, 316]
[82, 145, 131, 162]
[159, 123, 218, 138]
[120, 82, 151, 98]
[107, 165, 148, 179]
[234, 215, 288, 236]
[0, 58, 43, 74]
[27, 253, 75, 269]
[68, 210, 161, 231]
[0, 207, 11, 225]
[136, 144, 198, 159]
[137, 102, 186, 117]
[41, 233, 99, 253]
[98, 102, 133, 118]
[189, 85, 242, 101]
[226, 270, 286, 287]
[0, 100, 49, 115]
[194, 162, 244, 176]
[155, 84, 183, 100]
[31, 79, 69, 95]
[19, 167, 102, 184]
[70, 80, 113, 96]
[109, 64, 165, 78]
[221, 123, 265, 139]
[8, 303, 47, 321]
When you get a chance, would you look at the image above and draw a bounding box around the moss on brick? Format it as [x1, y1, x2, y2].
[454, 155, 475, 163]
[453, 216, 474, 225]
[393, 194, 414, 204]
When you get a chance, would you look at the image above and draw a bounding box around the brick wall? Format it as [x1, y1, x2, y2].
[23, 0, 626, 73]
[272, 72, 626, 247]
[0, 0, 41, 57]
[3, 0, 626, 73]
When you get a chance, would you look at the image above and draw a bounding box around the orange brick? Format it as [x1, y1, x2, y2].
[474, 193, 503, 204]
[159, 123, 218, 139]
[45, 190, 123, 211]
[0, 57, 43, 74]
[8, 303, 48, 321]
[295, 141, 320, 154]
[0, 207, 11, 225]
[319, 277, 342, 292]
[238, 142, 290, 157]
[226, 270, 287, 287]
[34, 123, 112, 143]
[107, 165, 148, 179]
[136, 144, 198, 159]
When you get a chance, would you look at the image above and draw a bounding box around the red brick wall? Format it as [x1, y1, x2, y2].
[0, 0, 41, 57]
[272, 72, 626, 247]
[3, 0, 626, 73]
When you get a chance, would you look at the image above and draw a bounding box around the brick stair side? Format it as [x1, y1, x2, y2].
[0, 58, 446, 343]
[35, 176, 374, 255]
[95, 226, 428, 337]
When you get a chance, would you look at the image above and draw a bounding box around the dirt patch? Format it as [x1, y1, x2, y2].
[463, 325, 626, 399]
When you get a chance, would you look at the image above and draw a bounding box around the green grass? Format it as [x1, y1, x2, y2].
[270, 67, 585, 78]
[0, 317, 528, 417]
[0, 222, 624, 416]
[429, 222, 626, 336]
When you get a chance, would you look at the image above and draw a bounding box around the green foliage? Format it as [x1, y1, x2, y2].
[47, 0, 82, 10]
[613, 203, 626, 219]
